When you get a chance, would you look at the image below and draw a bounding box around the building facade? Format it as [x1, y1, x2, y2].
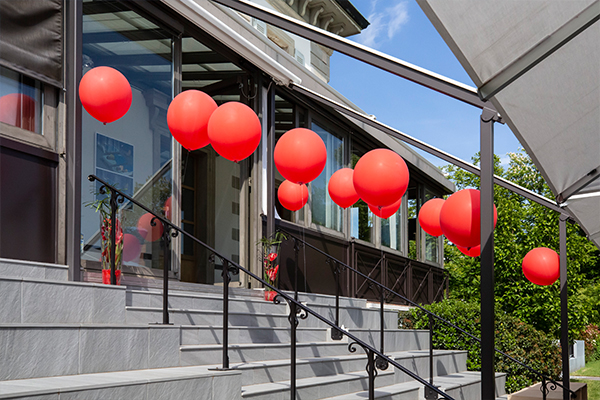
[0, 0, 453, 304]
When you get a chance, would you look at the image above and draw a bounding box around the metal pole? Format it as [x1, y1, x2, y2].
[480, 108, 497, 400]
[367, 350, 375, 400]
[162, 225, 170, 325]
[294, 239, 299, 302]
[290, 301, 297, 400]
[109, 191, 117, 286]
[379, 284, 385, 354]
[425, 314, 437, 400]
[559, 214, 570, 400]
[266, 83, 276, 241]
[331, 260, 343, 340]
[222, 260, 230, 370]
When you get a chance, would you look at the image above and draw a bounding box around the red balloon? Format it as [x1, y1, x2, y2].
[137, 213, 164, 242]
[274, 128, 327, 184]
[278, 180, 308, 211]
[439, 189, 497, 248]
[369, 198, 402, 219]
[328, 168, 359, 208]
[0, 93, 36, 131]
[418, 198, 445, 237]
[522, 247, 559, 286]
[167, 90, 217, 150]
[122, 234, 142, 262]
[353, 149, 409, 208]
[164, 196, 172, 220]
[79, 66, 132, 124]
[207, 102, 261, 162]
[457, 245, 481, 257]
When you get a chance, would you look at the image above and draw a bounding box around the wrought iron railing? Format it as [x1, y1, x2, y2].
[88, 174, 453, 400]
[278, 228, 576, 400]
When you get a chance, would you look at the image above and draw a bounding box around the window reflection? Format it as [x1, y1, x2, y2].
[311, 122, 343, 232]
[0, 66, 42, 134]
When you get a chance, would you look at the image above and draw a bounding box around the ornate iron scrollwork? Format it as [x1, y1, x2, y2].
[540, 378, 557, 399]
[375, 355, 389, 370]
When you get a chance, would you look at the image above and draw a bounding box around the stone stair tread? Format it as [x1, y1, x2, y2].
[0, 366, 239, 399]
[127, 305, 288, 317]
[180, 340, 350, 351]
[241, 369, 395, 397]
[433, 371, 506, 388]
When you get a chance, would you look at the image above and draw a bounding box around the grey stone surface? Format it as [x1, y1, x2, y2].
[148, 327, 180, 368]
[79, 327, 148, 374]
[0, 258, 67, 281]
[59, 384, 147, 400]
[147, 377, 211, 400]
[212, 373, 242, 400]
[92, 286, 126, 323]
[21, 282, 88, 323]
[0, 327, 80, 380]
[0, 278, 21, 323]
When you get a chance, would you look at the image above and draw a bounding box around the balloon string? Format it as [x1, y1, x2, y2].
[302, 209, 307, 294]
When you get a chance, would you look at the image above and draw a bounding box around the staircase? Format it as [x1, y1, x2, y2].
[0, 258, 506, 399]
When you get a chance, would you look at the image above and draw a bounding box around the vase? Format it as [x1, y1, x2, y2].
[100, 214, 123, 285]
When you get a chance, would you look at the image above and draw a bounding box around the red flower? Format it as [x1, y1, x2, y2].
[268, 253, 278, 262]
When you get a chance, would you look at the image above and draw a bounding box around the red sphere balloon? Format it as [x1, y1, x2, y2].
[328, 168, 359, 209]
[369, 197, 402, 219]
[122, 233, 142, 262]
[522, 247, 560, 286]
[278, 180, 309, 211]
[457, 245, 481, 257]
[418, 198, 445, 237]
[207, 102, 261, 162]
[0, 93, 36, 131]
[274, 128, 327, 184]
[439, 189, 497, 248]
[137, 213, 164, 242]
[79, 66, 132, 124]
[353, 149, 409, 208]
[167, 90, 217, 150]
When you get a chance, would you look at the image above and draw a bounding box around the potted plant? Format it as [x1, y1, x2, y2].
[85, 189, 124, 285]
[258, 232, 287, 301]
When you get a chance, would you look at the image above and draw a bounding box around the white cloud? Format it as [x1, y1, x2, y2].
[356, 1, 409, 49]
[387, 2, 409, 39]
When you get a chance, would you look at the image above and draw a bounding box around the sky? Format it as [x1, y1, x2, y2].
[328, 0, 522, 169]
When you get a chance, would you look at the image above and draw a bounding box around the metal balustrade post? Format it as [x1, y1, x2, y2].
[330, 259, 343, 340]
[222, 259, 231, 370]
[294, 238, 299, 302]
[289, 300, 297, 400]
[379, 286, 385, 354]
[367, 349, 375, 400]
[109, 190, 117, 285]
[559, 214, 570, 400]
[424, 314, 437, 400]
[161, 223, 171, 325]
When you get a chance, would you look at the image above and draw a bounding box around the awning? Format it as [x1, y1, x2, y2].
[418, 0, 600, 248]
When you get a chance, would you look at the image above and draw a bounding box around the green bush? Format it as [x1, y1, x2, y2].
[577, 324, 600, 362]
[399, 299, 561, 394]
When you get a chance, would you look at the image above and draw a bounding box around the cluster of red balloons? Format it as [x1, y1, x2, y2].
[416, 189, 498, 257]
[167, 90, 261, 162]
[274, 128, 327, 211]
[326, 149, 409, 219]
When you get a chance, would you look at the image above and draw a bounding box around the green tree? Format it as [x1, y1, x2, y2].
[442, 150, 599, 338]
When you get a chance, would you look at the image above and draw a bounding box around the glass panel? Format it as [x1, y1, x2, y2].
[311, 122, 343, 232]
[0, 66, 42, 134]
[274, 94, 296, 223]
[424, 190, 439, 263]
[80, 1, 174, 272]
[407, 188, 418, 259]
[381, 199, 402, 251]
[351, 151, 373, 242]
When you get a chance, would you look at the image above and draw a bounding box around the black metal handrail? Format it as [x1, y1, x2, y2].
[279, 228, 576, 400]
[88, 174, 453, 400]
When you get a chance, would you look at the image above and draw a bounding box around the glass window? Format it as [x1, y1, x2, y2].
[424, 190, 440, 263]
[381, 197, 402, 251]
[311, 121, 344, 232]
[350, 151, 373, 242]
[0, 66, 42, 134]
[80, 1, 174, 272]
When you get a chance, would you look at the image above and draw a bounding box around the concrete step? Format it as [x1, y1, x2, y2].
[0, 276, 126, 324]
[0, 366, 241, 400]
[0, 324, 180, 381]
[0, 258, 68, 281]
[241, 369, 397, 399]
[393, 350, 468, 383]
[200, 350, 467, 388]
[180, 325, 429, 351]
[126, 289, 398, 330]
[321, 371, 507, 400]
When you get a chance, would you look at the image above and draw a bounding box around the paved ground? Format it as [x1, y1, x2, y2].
[571, 375, 600, 381]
